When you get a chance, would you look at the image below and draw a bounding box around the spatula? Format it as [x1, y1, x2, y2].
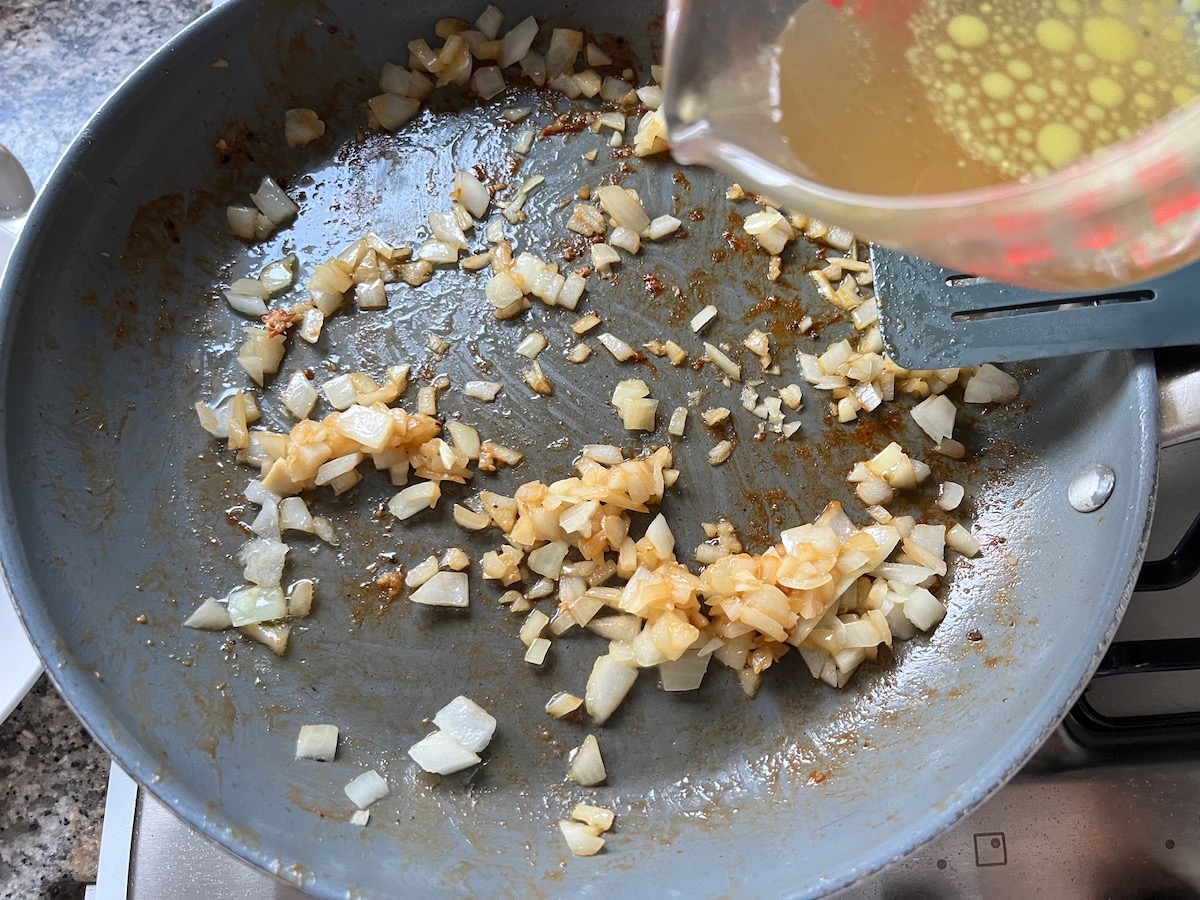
[871, 246, 1200, 369]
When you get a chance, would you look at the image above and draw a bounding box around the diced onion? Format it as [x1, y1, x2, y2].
[703, 343, 741, 381]
[249, 176, 299, 226]
[598, 333, 635, 361]
[284, 108, 326, 148]
[183, 598, 231, 630]
[453, 170, 490, 219]
[596, 185, 650, 233]
[911, 394, 957, 443]
[408, 730, 481, 774]
[517, 331, 548, 359]
[344, 770, 389, 809]
[239, 539, 288, 587]
[287, 578, 315, 617]
[559, 820, 605, 857]
[388, 481, 441, 520]
[690, 305, 717, 333]
[226, 585, 287, 627]
[659, 651, 710, 691]
[369, 93, 421, 131]
[410, 571, 469, 608]
[947, 523, 982, 557]
[433, 696, 496, 752]
[545, 691, 583, 718]
[572, 803, 615, 832]
[296, 723, 338, 761]
[499, 16, 538, 68]
[937, 481, 965, 511]
[525, 637, 551, 665]
[584, 654, 637, 725]
[567, 733, 606, 785]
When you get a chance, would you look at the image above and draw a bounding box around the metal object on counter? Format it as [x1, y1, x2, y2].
[0, 1, 1181, 898]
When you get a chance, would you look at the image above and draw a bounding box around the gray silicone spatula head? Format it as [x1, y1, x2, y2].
[871, 245, 1200, 369]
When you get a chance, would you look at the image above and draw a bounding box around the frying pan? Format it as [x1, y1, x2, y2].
[0, 0, 1183, 896]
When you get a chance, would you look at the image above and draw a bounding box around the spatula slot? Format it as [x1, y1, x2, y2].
[950, 290, 1155, 323]
[944, 273, 990, 287]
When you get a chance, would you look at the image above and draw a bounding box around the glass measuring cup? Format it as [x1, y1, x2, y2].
[662, 0, 1200, 290]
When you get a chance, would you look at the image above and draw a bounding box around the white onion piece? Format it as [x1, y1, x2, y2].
[572, 803, 614, 832]
[313, 516, 338, 546]
[703, 343, 741, 381]
[226, 585, 287, 627]
[567, 734, 606, 785]
[389, 481, 441, 520]
[902, 588, 947, 631]
[911, 394, 957, 443]
[528, 541, 568, 579]
[239, 539, 288, 586]
[287, 578, 315, 617]
[433, 696, 496, 753]
[644, 514, 675, 558]
[224, 288, 268, 317]
[183, 598, 231, 630]
[249, 499, 281, 542]
[368, 93, 421, 131]
[350, 810, 370, 827]
[295, 723, 338, 761]
[453, 170, 490, 219]
[344, 770, 389, 809]
[964, 364, 1019, 404]
[558, 820, 604, 857]
[546, 28, 583, 77]
[597, 332, 635, 361]
[227, 205, 258, 239]
[408, 730, 481, 774]
[239, 622, 289, 656]
[322, 374, 357, 410]
[584, 654, 638, 725]
[379, 64, 433, 100]
[947, 523, 982, 557]
[315, 452, 364, 487]
[644, 214, 682, 240]
[545, 692, 583, 718]
[472, 65, 505, 100]
[475, 4, 503, 39]
[499, 16, 538, 68]
[410, 571, 469, 608]
[636, 84, 664, 108]
[464, 381, 502, 402]
[249, 176, 299, 226]
[586, 613, 642, 642]
[525, 638, 551, 665]
[517, 331, 548, 359]
[659, 651, 710, 691]
[405, 556, 439, 588]
[520, 609, 551, 647]
[937, 481, 965, 511]
[596, 185, 650, 233]
[260, 255, 296, 294]
[281, 371, 319, 420]
[284, 108, 326, 148]
[690, 305, 717, 333]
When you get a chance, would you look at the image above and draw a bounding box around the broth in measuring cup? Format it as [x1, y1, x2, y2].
[772, 0, 1200, 196]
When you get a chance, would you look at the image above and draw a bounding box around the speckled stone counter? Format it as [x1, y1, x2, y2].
[0, 2, 207, 898]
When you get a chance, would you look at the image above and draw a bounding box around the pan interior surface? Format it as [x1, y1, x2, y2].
[0, 0, 1157, 896]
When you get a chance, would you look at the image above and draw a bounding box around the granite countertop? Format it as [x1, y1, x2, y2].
[0, 2, 207, 898]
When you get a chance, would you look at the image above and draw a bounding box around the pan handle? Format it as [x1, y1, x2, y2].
[1158, 348, 1200, 448]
